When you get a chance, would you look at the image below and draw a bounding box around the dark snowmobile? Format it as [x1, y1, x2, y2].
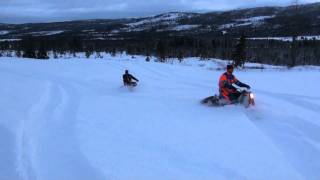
[201, 83, 255, 108]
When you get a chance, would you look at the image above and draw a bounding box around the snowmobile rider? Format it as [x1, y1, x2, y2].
[123, 70, 139, 86]
[219, 65, 250, 103]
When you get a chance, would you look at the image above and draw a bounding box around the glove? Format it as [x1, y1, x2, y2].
[237, 87, 249, 92]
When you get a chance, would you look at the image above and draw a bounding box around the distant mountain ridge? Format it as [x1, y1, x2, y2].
[0, 2, 320, 40]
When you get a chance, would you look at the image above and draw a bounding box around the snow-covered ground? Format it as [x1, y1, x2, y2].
[168, 24, 201, 31]
[25, 31, 64, 36]
[248, 35, 320, 41]
[218, 15, 275, 30]
[127, 13, 188, 27]
[236, 16, 275, 23]
[0, 30, 10, 35]
[0, 39, 21, 42]
[0, 55, 320, 180]
[123, 13, 198, 32]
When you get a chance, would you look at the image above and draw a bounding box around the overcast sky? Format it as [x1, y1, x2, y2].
[1, 0, 319, 23]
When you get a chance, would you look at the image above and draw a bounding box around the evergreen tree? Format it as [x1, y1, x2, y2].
[111, 48, 116, 57]
[22, 38, 36, 59]
[53, 50, 58, 59]
[36, 43, 49, 59]
[232, 34, 247, 68]
[146, 56, 150, 62]
[178, 50, 183, 63]
[15, 50, 22, 58]
[289, 36, 298, 67]
[85, 50, 92, 58]
[156, 41, 166, 62]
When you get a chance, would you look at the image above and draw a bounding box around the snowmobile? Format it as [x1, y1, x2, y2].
[201, 83, 255, 108]
[123, 82, 138, 92]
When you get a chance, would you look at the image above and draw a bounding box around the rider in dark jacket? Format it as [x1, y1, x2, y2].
[123, 70, 139, 86]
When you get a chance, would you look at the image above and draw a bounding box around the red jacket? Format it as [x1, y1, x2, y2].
[219, 72, 238, 100]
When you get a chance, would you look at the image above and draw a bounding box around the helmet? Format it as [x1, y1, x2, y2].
[227, 65, 234, 70]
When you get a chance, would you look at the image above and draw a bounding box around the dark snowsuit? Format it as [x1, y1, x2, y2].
[123, 73, 139, 86]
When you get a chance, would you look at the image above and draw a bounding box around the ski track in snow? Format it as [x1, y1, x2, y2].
[0, 57, 319, 179]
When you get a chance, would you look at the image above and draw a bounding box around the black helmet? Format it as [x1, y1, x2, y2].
[227, 65, 234, 70]
[125, 70, 129, 74]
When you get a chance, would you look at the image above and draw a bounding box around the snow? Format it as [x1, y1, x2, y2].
[0, 55, 320, 180]
[82, 29, 95, 32]
[170, 24, 201, 31]
[218, 22, 252, 29]
[124, 12, 195, 32]
[110, 29, 120, 34]
[219, 23, 236, 29]
[0, 30, 10, 35]
[248, 35, 320, 41]
[236, 16, 275, 23]
[0, 39, 21, 42]
[156, 25, 201, 32]
[26, 30, 64, 36]
[219, 15, 275, 29]
[127, 13, 184, 27]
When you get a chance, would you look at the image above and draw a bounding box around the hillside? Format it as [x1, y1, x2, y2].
[0, 3, 320, 41]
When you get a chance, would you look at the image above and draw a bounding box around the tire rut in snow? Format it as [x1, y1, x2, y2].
[37, 82, 104, 180]
[244, 103, 320, 179]
[256, 90, 320, 114]
[17, 81, 104, 180]
[0, 126, 22, 180]
[17, 81, 53, 180]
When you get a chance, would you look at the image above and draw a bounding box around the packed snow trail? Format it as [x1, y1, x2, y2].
[0, 56, 319, 180]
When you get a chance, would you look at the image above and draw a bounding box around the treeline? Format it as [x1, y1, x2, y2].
[0, 34, 319, 66]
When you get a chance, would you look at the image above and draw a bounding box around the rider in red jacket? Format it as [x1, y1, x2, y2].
[219, 65, 250, 103]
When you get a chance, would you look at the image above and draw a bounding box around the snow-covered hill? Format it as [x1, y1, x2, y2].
[1, 2, 320, 40]
[116, 12, 200, 32]
[0, 55, 320, 180]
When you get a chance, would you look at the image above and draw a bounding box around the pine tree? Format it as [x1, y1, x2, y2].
[156, 41, 166, 62]
[21, 37, 37, 59]
[53, 50, 58, 59]
[85, 50, 92, 58]
[146, 56, 150, 62]
[15, 50, 22, 58]
[36, 43, 49, 59]
[178, 50, 183, 63]
[232, 34, 247, 68]
[111, 48, 116, 57]
[289, 36, 297, 67]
